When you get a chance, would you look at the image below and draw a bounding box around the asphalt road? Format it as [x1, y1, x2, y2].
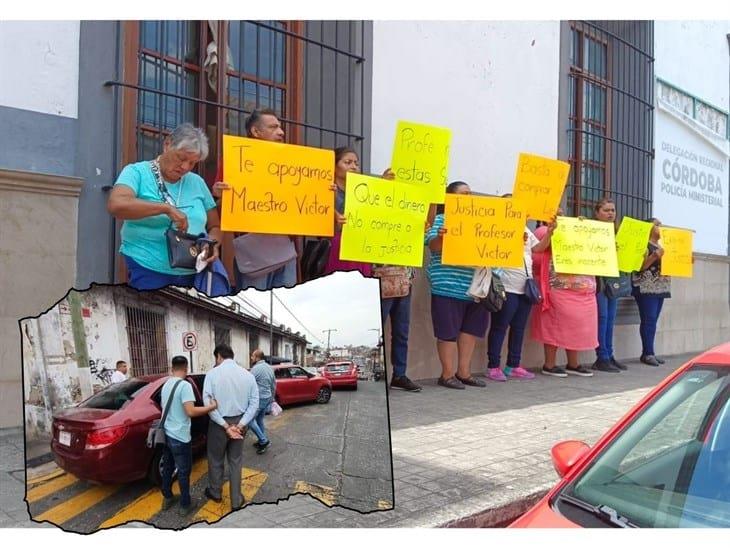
[25, 380, 393, 533]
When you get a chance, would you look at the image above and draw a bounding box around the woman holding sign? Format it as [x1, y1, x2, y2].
[531, 213, 598, 378]
[632, 218, 671, 367]
[426, 182, 488, 390]
[322, 146, 373, 277]
[593, 198, 626, 373]
[485, 194, 553, 382]
[107, 124, 222, 290]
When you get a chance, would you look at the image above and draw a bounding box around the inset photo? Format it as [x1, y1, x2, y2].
[21, 272, 392, 533]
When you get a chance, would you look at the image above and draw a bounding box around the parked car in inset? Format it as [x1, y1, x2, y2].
[511, 343, 730, 528]
[273, 364, 332, 405]
[51, 374, 208, 486]
[321, 361, 358, 390]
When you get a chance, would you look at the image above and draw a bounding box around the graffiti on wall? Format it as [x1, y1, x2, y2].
[89, 358, 114, 385]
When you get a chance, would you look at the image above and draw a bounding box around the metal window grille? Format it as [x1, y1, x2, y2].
[115, 20, 369, 180]
[566, 21, 655, 221]
[125, 306, 169, 376]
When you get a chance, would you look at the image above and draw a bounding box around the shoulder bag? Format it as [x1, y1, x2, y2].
[146, 379, 183, 449]
[233, 233, 298, 278]
[523, 260, 543, 305]
[468, 268, 506, 312]
[372, 266, 411, 299]
[603, 274, 632, 299]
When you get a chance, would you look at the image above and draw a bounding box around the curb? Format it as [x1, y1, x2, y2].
[26, 451, 55, 469]
[442, 489, 550, 528]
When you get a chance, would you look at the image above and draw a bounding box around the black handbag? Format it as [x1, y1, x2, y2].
[165, 225, 208, 269]
[603, 274, 632, 299]
[483, 272, 507, 312]
[146, 379, 182, 449]
[523, 260, 543, 305]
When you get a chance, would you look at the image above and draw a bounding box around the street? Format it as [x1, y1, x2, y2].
[24, 380, 392, 533]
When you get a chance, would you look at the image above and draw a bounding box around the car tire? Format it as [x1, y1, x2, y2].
[315, 386, 331, 404]
[147, 447, 176, 486]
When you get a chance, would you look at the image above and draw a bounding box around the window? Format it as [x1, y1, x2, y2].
[80, 380, 149, 411]
[561, 365, 730, 528]
[214, 323, 231, 347]
[249, 330, 260, 353]
[117, 21, 370, 282]
[125, 306, 169, 376]
[273, 368, 290, 379]
[566, 21, 654, 220]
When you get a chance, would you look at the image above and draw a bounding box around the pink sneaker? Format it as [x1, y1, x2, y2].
[487, 368, 507, 382]
[507, 366, 535, 380]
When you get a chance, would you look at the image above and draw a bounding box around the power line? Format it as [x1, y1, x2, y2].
[272, 291, 325, 345]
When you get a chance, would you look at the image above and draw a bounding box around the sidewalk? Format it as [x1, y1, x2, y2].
[213, 352, 689, 528]
[4, 354, 688, 529]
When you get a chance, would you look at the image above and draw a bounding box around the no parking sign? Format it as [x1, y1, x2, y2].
[182, 332, 197, 351]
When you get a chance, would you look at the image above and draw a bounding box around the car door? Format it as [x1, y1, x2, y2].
[274, 367, 295, 404]
[289, 366, 315, 402]
[187, 375, 209, 450]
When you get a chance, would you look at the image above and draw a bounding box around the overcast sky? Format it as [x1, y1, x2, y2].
[215, 272, 382, 348]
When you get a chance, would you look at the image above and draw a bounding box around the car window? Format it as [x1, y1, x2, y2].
[274, 368, 291, 379]
[81, 380, 149, 410]
[326, 364, 352, 372]
[562, 365, 730, 528]
[289, 367, 309, 377]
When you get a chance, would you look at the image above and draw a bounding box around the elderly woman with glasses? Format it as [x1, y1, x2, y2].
[107, 123, 222, 290]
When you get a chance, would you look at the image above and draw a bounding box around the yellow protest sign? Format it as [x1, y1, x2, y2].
[340, 173, 430, 267]
[511, 153, 571, 221]
[221, 135, 335, 236]
[615, 217, 653, 273]
[551, 217, 619, 277]
[660, 227, 693, 278]
[441, 195, 527, 268]
[391, 120, 451, 204]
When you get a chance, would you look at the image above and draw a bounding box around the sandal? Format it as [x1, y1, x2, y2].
[455, 374, 486, 388]
[437, 376, 465, 390]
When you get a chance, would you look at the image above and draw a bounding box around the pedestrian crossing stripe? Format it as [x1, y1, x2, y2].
[294, 480, 337, 506]
[194, 468, 269, 524]
[26, 467, 66, 487]
[99, 458, 210, 529]
[33, 483, 122, 525]
[26, 472, 79, 503]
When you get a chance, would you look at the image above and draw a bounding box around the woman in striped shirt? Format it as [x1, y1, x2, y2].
[425, 182, 489, 390]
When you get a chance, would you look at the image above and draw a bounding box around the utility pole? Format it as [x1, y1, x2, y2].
[269, 291, 274, 357]
[322, 329, 337, 355]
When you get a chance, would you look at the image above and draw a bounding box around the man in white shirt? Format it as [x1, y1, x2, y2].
[110, 361, 128, 383]
[202, 344, 259, 510]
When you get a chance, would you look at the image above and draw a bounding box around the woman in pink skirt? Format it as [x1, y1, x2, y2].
[323, 146, 373, 277]
[531, 219, 598, 378]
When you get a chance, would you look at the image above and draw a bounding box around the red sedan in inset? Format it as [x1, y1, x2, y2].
[511, 342, 730, 528]
[321, 361, 358, 390]
[272, 364, 332, 405]
[51, 374, 209, 485]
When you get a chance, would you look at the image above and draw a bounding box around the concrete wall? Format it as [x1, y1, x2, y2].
[369, 21, 561, 192]
[653, 21, 730, 257]
[655, 21, 730, 110]
[2, 170, 82, 429]
[389, 255, 730, 381]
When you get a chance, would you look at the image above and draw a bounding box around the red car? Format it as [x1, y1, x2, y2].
[321, 361, 358, 390]
[273, 364, 332, 405]
[51, 374, 208, 485]
[511, 343, 730, 528]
